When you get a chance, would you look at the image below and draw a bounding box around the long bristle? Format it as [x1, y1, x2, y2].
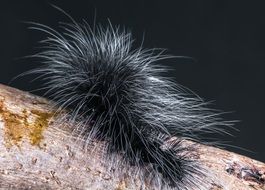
[25, 19, 232, 189]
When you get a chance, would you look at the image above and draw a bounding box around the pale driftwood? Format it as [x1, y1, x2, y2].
[0, 84, 264, 190]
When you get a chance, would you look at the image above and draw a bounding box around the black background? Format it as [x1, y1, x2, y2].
[0, 0, 264, 162]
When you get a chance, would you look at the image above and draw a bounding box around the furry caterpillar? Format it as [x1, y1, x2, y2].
[26, 20, 231, 189]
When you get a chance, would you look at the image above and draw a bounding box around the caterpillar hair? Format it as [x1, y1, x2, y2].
[23, 15, 233, 189]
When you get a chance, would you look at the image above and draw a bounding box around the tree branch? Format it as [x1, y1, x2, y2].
[0, 84, 264, 189]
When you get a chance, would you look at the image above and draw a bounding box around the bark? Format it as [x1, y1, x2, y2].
[0, 84, 264, 190]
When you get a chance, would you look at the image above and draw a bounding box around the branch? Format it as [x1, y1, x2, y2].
[0, 84, 264, 189]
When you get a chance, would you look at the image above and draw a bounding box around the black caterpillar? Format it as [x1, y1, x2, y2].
[24, 16, 231, 189]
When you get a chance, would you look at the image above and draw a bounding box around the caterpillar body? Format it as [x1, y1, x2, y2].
[26, 18, 231, 190]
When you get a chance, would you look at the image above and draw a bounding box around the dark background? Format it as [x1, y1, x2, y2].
[0, 1, 264, 162]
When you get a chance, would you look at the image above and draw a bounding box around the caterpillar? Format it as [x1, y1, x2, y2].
[23, 15, 232, 190]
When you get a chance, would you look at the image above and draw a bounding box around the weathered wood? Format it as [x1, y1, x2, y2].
[0, 84, 264, 190]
